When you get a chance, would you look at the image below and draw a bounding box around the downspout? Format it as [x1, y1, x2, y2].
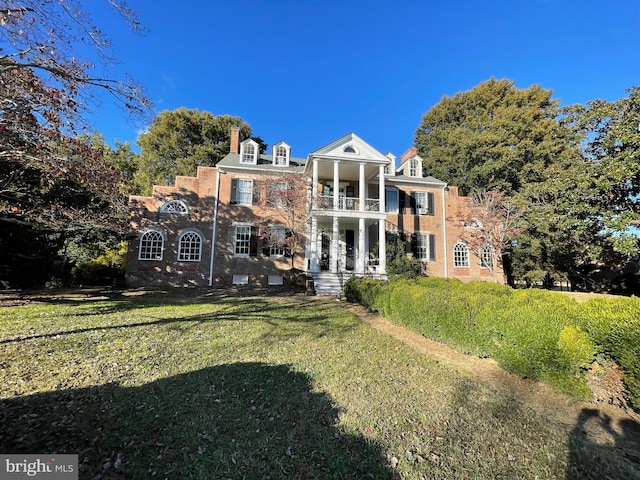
[442, 185, 449, 278]
[208, 169, 221, 286]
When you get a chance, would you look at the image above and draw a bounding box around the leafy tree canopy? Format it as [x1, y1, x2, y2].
[134, 108, 257, 195]
[414, 78, 578, 195]
[0, 1, 150, 287]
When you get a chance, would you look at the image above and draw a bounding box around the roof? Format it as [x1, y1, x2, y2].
[217, 153, 308, 173]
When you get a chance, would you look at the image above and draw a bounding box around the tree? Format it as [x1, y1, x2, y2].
[0, 0, 149, 229]
[134, 108, 258, 195]
[414, 78, 579, 196]
[256, 173, 312, 269]
[0, 1, 150, 287]
[460, 189, 523, 283]
[562, 87, 640, 257]
[81, 132, 141, 194]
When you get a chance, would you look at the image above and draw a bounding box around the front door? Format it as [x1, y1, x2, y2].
[320, 234, 330, 271]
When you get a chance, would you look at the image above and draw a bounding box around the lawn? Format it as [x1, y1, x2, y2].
[0, 289, 638, 479]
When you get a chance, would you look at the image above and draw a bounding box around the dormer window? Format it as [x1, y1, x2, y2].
[409, 157, 420, 177]
[384, 153, 396, 176]
[240, 139, 258, 165]
[343, 145, 357, 154]
[272, 142, 291, 166]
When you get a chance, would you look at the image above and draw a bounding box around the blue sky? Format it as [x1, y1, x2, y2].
[84, 0, 640, 161]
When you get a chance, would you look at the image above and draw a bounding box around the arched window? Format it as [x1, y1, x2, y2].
[343, 145, 356, 154]
[178, 231, 202, 262]
[274, 145, 288, 166]
[139, 230, 164, 260]
[453, 242, 470, 268]
[240, 140, 258, 164]
[160, 200, 189, 214]
[480, 245, 494, 269]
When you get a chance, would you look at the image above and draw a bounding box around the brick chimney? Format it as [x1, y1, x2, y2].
[230, 126, 240, 154]
[401, 147, 417, 163]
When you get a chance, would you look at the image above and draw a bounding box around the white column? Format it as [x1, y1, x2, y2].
[358, 218, 366, 273]
[333, 160, 340, 210]
[310, 216, 318, 272]
[359, 163, 365, 211]
[378, 218, 386, 274]
[331, 216, 339, 273]
[379, 165, 386, 213]
[312, 158, 319, 208]
[378, 165, 387, 274]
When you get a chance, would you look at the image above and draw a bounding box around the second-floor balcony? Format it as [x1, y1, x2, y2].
[316, 195, 380, 212]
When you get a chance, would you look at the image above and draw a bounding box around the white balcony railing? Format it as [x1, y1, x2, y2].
[316, 195, 380, 212]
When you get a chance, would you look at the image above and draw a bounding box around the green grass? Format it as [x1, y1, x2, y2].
[0, 289, 638, 479]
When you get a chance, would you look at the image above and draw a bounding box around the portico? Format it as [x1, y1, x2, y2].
[305, 133, 390, 276]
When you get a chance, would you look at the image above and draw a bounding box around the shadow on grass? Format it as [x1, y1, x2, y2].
[1, 294, 352, 346]
[566, 408, 640, 479]
[0, 363, 399, 479]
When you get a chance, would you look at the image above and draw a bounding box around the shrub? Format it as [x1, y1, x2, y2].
[345, 277, 640, 406]
[72, 241, 127, 286]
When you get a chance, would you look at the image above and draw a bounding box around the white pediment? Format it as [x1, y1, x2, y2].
[310, 133, 390, 163]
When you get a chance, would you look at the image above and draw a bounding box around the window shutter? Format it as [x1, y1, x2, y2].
[409, 192, 417, 215]
[410, 233, 418, 256]
[250, 226, 259, 256]
[427, 192, 435, 216]
[230, 179, 238, 204]
[252, 181, 260, 205]
[399, 190, 406, 214]
[429, 234, 436, 261]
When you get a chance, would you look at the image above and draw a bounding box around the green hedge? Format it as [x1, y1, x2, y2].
[345, 277, 640, 407]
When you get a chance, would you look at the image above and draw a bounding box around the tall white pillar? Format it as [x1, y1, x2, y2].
[358, 217, 366, 273]
[331, 216, 339, 273]
[359, 163, 366, 211]
[379, 218, 386, 274]
[333, 160, 340, 210]
[310, 216, 318, 272]
[312, 158, 319, 208]
[379, 165, 386, 213]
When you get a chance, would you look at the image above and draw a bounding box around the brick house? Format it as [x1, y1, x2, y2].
[126, 129, 503, 292]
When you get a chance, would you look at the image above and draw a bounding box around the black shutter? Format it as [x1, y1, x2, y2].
[250, 226, 259, 256]
[230, 179, 238, 204]
[427, 192, 435, 216]
[399, 190, 406, 214]
[409, 192, 417, 215]
[429, 234, 436, 261]
[410, 233, 418, 256]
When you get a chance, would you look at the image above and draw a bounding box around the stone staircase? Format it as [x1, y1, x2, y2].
[311, 271, 351, 296]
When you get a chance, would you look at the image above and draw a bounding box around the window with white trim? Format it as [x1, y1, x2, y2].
[413, 191, 434, 215]
[178, 231, 202, 261]
[453, 242, 470, 268]
[237, 179, 253, 205]
[409, 157, 419, 177]
[234, 225, 252, 256]
[138, 230, 164, 260]
[274, 145, 288, 166]
[240, 141, 257, 164]
[160, 200, 188, 214]
[386, 188, 398, 213]
[269, 227, 286, 257]
[417, 233, 436, 261]
[480, 245, 494, 269]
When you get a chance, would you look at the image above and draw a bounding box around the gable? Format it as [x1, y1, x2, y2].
[309, 133, 390, 163]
